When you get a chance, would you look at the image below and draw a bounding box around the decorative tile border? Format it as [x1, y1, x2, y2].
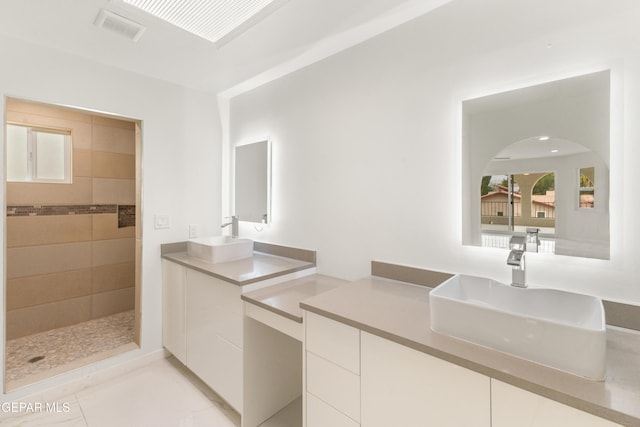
[117, 205, 136, 228]
[7, 204, 118, 216]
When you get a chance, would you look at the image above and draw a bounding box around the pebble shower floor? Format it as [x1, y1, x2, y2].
[5, 310, 135, 390]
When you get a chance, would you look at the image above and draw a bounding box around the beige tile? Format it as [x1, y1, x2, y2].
[71, 122, 93, 150]
[7, 98, 92, 123]
[74, 149, 93, 177]
[6, 296, 92, 339]
[93, 178, 135, 205]
[93, 124, 135, 155]
[6, 215, 92, 248]
[93, 152, 135, 179]
[93, 115, 136, 130]
[7, 269, 92, 310]
[135, 122, 142, 240]
[92, 238, 135, 267]
[91, 288, 135, 319]
[7, 242, 92, 279]
[72, 121, 93, 150]
[92, 262, 135, 294]
[7, 178, 92, 205]
[92, 213, 135, 240]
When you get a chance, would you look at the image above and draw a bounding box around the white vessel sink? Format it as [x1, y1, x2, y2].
[429, 274, 606, 380]
[187, 236, 253, 264]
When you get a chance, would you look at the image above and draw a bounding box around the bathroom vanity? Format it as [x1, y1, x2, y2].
[241, 275, 347, 427]
[161, 241, 316, 414]
[300, 262, 640, 427]
[161, 243, 640, 427]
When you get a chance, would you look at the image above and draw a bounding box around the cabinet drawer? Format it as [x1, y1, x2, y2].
[306, 312, 360, 374]
[307, 351, 360, 422]
[307, 392, 359, 427]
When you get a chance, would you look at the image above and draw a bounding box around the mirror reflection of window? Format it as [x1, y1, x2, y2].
[579, 167, 595, 209]
[527, 172, 555, 234]
[480, 174, 514, 233]
[464, 70, 610, 259]
[481, 172, 556, 237]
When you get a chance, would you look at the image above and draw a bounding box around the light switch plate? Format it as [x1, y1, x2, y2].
[155, 214, 170, 229]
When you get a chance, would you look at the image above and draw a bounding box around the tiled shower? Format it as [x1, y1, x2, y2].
[4, 98, 138, 388]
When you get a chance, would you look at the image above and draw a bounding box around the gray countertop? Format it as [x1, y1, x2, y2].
[162, 251, 315, 286]
[241, 274, 348, 322]
[300, 276, 640, 426]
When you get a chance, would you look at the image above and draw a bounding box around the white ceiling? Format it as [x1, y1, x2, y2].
[0, 0, 450, 95]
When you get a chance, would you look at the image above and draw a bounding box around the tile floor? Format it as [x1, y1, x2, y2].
[0, 357, 241, 426]
[5, 311, 136, 390]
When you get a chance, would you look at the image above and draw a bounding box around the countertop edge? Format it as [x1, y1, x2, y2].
[241, 295, 303, 323]
[161, 252, 315, 286]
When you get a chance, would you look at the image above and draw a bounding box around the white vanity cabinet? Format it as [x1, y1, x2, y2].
[361, 332, 490, 427]
[161, 260, 243, 413]
[186, 268, 243, 412]
[163, 258, 314, 416]
[491, 380, 622, 427]
[162, 260, 187, 364]
[305, 312, 361, 427]
[304, 312, 490, 427]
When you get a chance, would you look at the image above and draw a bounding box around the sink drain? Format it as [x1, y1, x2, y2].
[28, 356, 45, 363]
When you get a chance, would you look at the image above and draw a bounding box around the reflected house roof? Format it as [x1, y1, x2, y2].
[481, 186, 556, 209]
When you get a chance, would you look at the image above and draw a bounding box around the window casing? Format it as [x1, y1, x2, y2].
[6, 124, 72, 183]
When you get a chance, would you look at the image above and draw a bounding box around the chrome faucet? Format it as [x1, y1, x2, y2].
[506, 229, 540, 287]
[221, 215, 239, 238]
[507, 249, 526, 288]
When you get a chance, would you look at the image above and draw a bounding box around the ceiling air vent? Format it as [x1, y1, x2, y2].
[95, 9, 146, 42]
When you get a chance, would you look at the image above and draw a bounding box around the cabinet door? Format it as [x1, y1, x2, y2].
[162, 260, 187, 364]
[492, 380, 622, 427]
[361, 332, 490, 427]
[186, 269, 243, 413]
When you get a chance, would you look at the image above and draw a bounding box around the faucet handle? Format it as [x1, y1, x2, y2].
[507, 249, 525, 266]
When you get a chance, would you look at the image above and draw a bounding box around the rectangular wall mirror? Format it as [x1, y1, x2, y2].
[234, 139, 271, 224]
[462, 70, 610, 260]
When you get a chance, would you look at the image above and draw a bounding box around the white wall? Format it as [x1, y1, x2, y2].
[0, 34, 222, 399]
[229, 0, 640, 303]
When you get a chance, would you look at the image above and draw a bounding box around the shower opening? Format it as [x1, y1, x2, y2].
[4, 97, 142, 391]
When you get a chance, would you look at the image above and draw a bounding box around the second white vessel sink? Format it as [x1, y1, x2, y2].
[187, 236, 253, 264]
[429, 274, 606, 380]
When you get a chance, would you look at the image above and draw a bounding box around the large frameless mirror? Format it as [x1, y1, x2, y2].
[463, 70, 610, 260]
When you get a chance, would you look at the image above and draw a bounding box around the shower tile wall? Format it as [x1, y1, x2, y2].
[5, 99, 136, 340]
